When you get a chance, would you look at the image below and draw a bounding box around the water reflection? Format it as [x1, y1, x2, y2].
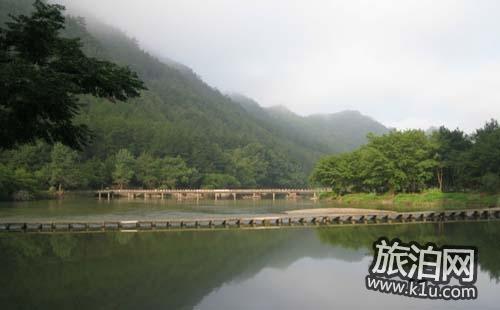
[0, 197, 325, 222]
[0, 222, 499, 309]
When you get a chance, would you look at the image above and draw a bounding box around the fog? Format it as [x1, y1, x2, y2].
[55, 0, 500, 131]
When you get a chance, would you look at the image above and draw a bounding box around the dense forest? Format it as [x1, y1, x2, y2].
[311, 120, 500, 194]
[0, 0, 388, 200]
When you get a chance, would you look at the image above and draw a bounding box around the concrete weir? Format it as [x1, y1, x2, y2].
[1, 208, 499, 233]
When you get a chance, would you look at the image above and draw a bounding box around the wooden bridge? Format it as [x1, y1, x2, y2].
[1, 208, 499, 233]
[96, 188, 330, 201]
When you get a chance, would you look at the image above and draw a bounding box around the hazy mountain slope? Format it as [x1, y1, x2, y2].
[1, 0, 388, 187]
[304, 111, 389, 152]
[231, 94, 389, 154]
[78, 22, 328, 173]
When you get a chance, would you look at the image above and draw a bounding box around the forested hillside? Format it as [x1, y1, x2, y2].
[0, 0, 388, 199]
[231, 94, 388, 154]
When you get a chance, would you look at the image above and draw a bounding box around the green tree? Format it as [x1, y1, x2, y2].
[48, 143, 80, 191]
[227, 143, 269, 188]
[356, 146, 395, 193]
[0, 164, 37, 199]
[310, 152, 357, 194]
[112, 149, 135, 189]
[136, 152, 161, 188]
[311, 130, 438, 194]
[157, 156, 196, 189]
[480, 173, 500, 193]
[366, 131, 438, 193]
[79, 157, 110, 189]
[0, 0, 145, 150]
[201, 173, 240, 189]
[467, 120, 500, 189]
[0, 164, 16, 199]
[431, 127, 471, 191]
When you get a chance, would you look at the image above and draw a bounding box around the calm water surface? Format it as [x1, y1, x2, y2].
[0, 199, 499, 309]
[0, 197, 327, 222]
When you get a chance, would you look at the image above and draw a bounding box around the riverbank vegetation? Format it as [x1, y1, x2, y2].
[1, 1, 390, 200]
[319, 189, 499, 212]
[0, 140, 306, 200]
[311, 121, 500, 200]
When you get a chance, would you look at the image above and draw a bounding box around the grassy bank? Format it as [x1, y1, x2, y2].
[320, 189, 500, 212]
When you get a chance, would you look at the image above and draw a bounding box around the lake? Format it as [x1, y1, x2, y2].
[0, 197, 327, 223]
[0, 199, 499, 309]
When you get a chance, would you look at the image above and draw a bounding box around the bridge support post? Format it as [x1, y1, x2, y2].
[215, 193, 218, 201]
[107, 192, 111, 200]
[272, 193, 275, 201]
[233, 193, 236, 201]
[98, 192, 101, 200]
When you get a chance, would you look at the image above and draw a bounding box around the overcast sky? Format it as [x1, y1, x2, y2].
[56, 0, 500, 131]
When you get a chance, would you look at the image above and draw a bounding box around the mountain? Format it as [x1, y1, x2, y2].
[230, 94, 389, 154]
[0, 0, 389, 189]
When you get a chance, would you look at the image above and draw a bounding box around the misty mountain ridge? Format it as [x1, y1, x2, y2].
[1, 0, 390, 187]
[230, 93, 389, 153]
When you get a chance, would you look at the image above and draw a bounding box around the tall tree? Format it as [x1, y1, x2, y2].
[0, 0, 145, 150]
[467, 120, 500, 191]
[157, 156, 196, 189]
[431, 127, 471, 191]
[48, 143, 79, 192]
[136, 152, 161, 189]
[311, 130, 438, 194]
[112, 149, 135, 189]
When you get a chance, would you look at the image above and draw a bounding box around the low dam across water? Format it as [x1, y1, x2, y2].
[1, 208, 499, 233]
[96, 188, 330, 201]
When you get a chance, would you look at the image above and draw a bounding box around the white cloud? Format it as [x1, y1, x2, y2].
[56, 0, 500, 131]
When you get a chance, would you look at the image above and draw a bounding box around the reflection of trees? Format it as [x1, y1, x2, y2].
[0, 223, 499, 309]
[49, 234, 76, 259]
[316, 222, 500, 281]
[0, 230, 301, 309]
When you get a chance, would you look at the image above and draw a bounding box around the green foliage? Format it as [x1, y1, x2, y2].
[112, 149, 135, 189]
[312, 130, 438, 194]
[467, 120, 500, 184]
[227, 143, 268, 188]
[310, 153, 355, 194]
[366, 130, 438, 192]
[48, 143, 80, 191]
[322, 190, 499, 212]
[156, 156, 197, 189]
[313, 122, 500, 195]
[480, 173, 500, 193]
[0, 140, 50, 199]
[430, 120, 500, 192]
[0, 164, 19, 199]
[0, 0, 145, 149]
[431, 126, 472, 191]
[78, 157, 110, 189]
[136, 152, 160, 188]
[202, 173, 240, 189]
[0, 0, 405, 195]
